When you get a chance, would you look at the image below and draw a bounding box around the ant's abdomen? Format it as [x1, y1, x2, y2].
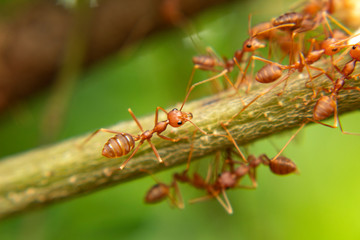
[313, 96, 335, 121]
[269, 156, 297, 175]
[256, 64, 282, 83]
[102, 133, 135, 158]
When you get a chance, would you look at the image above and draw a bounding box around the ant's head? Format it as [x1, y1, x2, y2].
[350, 44, 360, 61]
[167, 108, 192, 128]
[321, 38, 341, 56]
[242, 38, 265, 52]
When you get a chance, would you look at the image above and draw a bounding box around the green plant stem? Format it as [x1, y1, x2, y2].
[0, 60, 359, 220]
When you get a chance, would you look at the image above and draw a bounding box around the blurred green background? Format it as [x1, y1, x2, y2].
[0, 0, 360, 239]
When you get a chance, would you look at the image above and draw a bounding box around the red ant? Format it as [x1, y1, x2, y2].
[233, 15, 297, 90]
[185, 47, 237, 96]
[233, 14, 267, 67]
[223, 56, 323, 126]
[269, 2, 352, 64]
[181, 16, 299, 105]
[143, 154, 230, 211]
[309, 72, 360, 135]
[224, 34, 359, 126]
[143, 169, 184, 209]
[270, 11, 316, 64]
[190, 124, 303, 212]
[82, 107, 206, 170]
[335, 43, 360, 78]
[233, 15, 298, 65]
[184, 145, 299, 213]
[219, 153, 298, 191]
[144, 119, 301, 213]
[259, 154, 298, 175]
[221, 122, 305, 177]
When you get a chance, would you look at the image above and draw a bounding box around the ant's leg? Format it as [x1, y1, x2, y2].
[146, 139, 165, 165]
[204, 162, 214, 185]
[186, 47, 226, 94]
[157, 133, 185, 142]
[155, 106, 168, 125]
[235, 54, 252, 90]
[189, 195, 214, 204]
[334, 96, 360, 135]
[333, 46, 352, 65]
[272, 122, 306, 161]
[186, 119, 208, 135]
[119, 140, 144, 170]
[225, 73, 291, 126]
[305, 71, 326, 99]
[185, 130, 198, 170]
[220, 123, 247, 162]
[180, 69, 229, 111]
[248, 166, 258, 188]
[218, 189, 233, 214]
[308, 119, 337, 129]
[128, 108, 144, 132]
[171, 180, 184, 209]
[185, 65, 201, 94]
[207, 188, 233, 214]
[300, 49, 326, 90]
[140, 168, 162, 183]
[235, 184, 257, 189]
[323, 12, 353, 36]
[80, 128, 133, 148]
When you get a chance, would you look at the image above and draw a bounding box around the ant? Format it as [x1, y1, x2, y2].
[269, 2, 352, 64]
[309, 72, 360, 135]
[233, 15, 298, 65]
[233, 14, 267, 67]
[300, 0, 352, 37]
[234, 15, 297, 90]
[259, 154, 298, 175]
[184, 124, 302, 213]
[221, 122, 305, 177]
[180, 17, 299, 107]
[224, 34, 359, 126]
[143, 152, 236, 213]
[184, 145, 299, 213]
[185, 47, 237, 96]
[270, 11, 316, 64]
[82, 107, 206, 170]
[335, 43, 360, 78]
[143, 169, 184, 209]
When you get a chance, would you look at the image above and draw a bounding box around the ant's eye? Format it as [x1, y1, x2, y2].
[172, 108, 178, 111]
[246, 44, 252, 48]
[332, 48, 338, 52]
[353, 45, 357, 50]
[177, 121, 182, 125]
